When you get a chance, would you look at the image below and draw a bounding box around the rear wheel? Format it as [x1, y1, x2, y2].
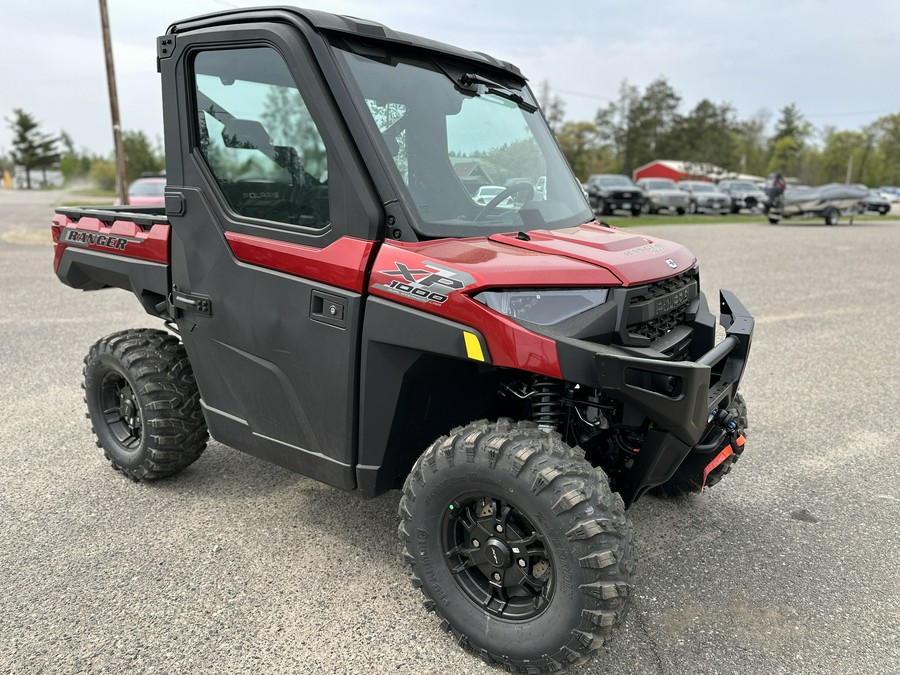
[688, 201, 698, 214]
[676, 207, 685, 215]
[83, 328, 208, 481]
[399, 420, 634, 672]
[824, 207, 840, 226]
[879, 206, 889, 215]
[650, 395, 748, 498]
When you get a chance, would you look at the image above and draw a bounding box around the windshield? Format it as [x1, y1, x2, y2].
[645, 180, 676, 189]
[129, 180, 165, 196]
[595, 175, 633, 187]
[686, 183, 715, 192]
[729, 182, 759, 191]
[335, 47, 591, 237]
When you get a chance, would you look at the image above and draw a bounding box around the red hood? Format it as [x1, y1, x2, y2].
[367, 223, 697, 378]
[487, 222, 696, 285]
[371, 222, 696, 291]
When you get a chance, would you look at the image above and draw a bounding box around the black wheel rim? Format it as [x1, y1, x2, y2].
[98, 371, 142, 451]
[442, 494, 554, 621]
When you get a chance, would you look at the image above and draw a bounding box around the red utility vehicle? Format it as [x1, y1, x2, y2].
[52, 7, 753, 672]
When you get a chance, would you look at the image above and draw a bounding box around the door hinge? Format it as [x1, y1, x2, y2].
[171, 289, 212, 317]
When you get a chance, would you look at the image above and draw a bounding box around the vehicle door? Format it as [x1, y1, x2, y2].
[160, 24, 381, 488]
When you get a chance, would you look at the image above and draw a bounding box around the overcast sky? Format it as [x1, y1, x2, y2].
[2, 0, 898, 158]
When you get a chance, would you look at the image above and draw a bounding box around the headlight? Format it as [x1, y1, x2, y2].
[473, 288, 609, 326]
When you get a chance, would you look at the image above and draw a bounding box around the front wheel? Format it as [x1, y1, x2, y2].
[399, 420, 634, 672]
[630, 206, 642, 217]
[824, 206, 840, 226]
[687, 201, 698, 214]
[83, 329, 208, 481]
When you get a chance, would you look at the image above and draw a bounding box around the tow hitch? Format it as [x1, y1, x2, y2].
[700, 408, 747, 492]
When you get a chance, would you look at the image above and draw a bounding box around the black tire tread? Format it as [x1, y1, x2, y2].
[398, 420, 634, 673]
[83, 328, 208, 481]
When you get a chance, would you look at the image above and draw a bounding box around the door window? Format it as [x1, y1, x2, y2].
[193, 46, 329, 229]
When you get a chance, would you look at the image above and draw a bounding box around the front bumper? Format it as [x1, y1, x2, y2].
[697, 197, 729, 211]
[554, 289, 754, 504]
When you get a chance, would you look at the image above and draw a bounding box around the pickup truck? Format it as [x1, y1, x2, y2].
[52, 7, 753, 672]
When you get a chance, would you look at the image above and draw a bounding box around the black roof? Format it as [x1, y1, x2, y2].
[167, 6, 523, 80]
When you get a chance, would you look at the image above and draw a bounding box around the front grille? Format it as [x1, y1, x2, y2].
[626, 272, 695, 341]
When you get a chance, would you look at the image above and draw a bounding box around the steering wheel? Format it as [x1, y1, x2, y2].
[475, 182, 535, 220]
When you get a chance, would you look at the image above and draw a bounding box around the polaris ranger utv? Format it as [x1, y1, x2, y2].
[51, 7, 753, 672]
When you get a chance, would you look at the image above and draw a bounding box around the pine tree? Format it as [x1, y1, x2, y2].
[6, 109, 59, 189]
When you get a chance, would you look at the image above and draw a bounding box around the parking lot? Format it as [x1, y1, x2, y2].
[1, 189, 898, 674]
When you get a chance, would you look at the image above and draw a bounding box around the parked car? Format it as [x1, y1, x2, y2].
[634, 178, 689, 215]
[717, 180, 768, 213]
[126, 175, 167, 207]
[877, 186, 900, 202]
[585, 174, 646, 216]
[678, 181, 731, 215]
[862, 189, 891, 215]
[472, 184, 514, 207]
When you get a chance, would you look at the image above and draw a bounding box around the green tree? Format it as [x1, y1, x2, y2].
[89, 159, 117, 191]
[6, 108, 59, 189]
[768, 104, 812, 176]
[772, 103, 812, 145]
[767, 136, 800, 176]
[817, 128, 865, 183]
[122, 130, 164, 184]
[731, 111, 770, 177]
[595, 77, 681, 175]
[555, 121, 612, 179]
[536, 81, 566, 136]
[659, 99, 738, 169]
[868, 113, 900, 185]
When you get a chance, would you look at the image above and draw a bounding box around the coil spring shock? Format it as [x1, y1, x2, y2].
[531, 377, 564, 432]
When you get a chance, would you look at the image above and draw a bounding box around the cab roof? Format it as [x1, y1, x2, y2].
[167, 6, 524, 80]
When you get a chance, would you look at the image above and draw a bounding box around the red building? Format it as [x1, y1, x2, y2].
[633, 159, 730, 183]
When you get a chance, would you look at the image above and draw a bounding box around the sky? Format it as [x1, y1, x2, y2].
[1, 0, 899, 158]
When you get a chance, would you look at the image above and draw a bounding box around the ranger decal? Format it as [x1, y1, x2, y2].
[64, 229, 140, 251]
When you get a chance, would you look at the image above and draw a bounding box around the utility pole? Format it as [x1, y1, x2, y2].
[99, 0, 128, 205]
[845, 153, 853, 185]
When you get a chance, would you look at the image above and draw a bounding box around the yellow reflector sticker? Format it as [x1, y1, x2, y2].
[463, 331, 485, 362]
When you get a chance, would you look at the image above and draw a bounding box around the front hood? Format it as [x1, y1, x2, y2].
[370, 222, 695, 296]
[488, 223, 696, 285]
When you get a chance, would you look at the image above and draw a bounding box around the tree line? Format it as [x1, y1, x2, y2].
[3, 109, 164, 190]
[542, 78, 900, 186]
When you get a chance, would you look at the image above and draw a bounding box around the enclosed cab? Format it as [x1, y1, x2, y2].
[52, 8, 754, 672]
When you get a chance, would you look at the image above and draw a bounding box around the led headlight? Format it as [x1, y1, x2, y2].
[474, 288, 609, 326]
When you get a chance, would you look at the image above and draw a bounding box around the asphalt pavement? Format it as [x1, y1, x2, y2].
[1, 189, 898, 674]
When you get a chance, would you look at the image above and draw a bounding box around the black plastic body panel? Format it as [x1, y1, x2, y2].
[56, 247, 169, 317]
[357, 298, 497, 497]
[555, 289, 753, 505]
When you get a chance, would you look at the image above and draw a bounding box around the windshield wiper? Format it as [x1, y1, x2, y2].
[458, 72, 538, 113]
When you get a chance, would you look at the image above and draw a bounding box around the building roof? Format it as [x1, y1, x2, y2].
[634, 160, 766, 183]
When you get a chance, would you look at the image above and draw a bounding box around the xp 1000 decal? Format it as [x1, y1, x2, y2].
[374, 261, 475, 305]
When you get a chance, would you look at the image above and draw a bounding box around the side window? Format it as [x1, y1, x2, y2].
[193, 46, 329, 229]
